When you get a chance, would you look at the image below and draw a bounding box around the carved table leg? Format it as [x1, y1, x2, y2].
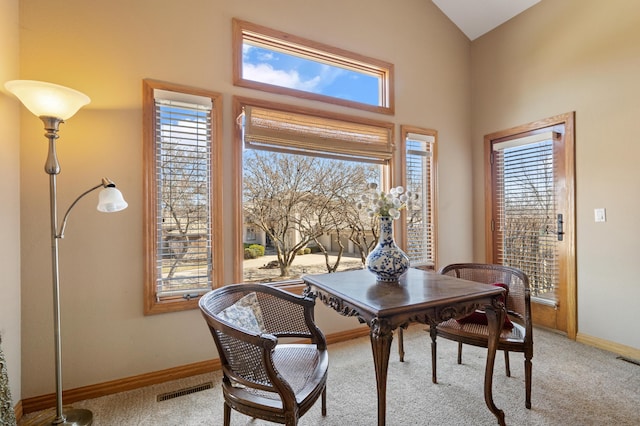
[397, 327, 405, 362]
[370, 318, 393, 426]
[484, 302, 506, 426]
[430, 324, 438, 384]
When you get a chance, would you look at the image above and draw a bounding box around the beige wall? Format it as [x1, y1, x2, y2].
[0, 0, 21, 409]
[471, 0, 640, 349]
[16, 0, 471, 397]
[10, 0, 640, 406]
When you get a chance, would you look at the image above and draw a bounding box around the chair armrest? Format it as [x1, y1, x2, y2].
[253, 286, 327, 350]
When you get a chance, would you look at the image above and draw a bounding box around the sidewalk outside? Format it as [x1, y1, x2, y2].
[243, 252, 364, 283]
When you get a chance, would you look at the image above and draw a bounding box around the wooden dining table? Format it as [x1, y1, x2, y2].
[302, 267, 507, 426]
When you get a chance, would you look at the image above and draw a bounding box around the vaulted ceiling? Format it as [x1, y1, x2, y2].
[432, 0, 541, 40]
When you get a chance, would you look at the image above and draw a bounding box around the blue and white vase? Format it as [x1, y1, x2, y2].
[366, 216, 410, 282]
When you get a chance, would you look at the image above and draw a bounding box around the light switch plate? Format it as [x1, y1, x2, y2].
[594, 208, 606, 222]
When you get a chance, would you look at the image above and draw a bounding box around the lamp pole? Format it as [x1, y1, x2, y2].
[43, 116, 93, 426]
[5, 80, 127, 426]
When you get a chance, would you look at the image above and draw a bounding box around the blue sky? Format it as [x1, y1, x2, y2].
[242, 44, 379, 106]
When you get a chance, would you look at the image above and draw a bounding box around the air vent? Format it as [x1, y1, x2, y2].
[157, 382, 213, 402]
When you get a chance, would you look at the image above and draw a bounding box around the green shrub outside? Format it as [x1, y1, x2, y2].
[244, 248, 257, 259]
[243, 243, 265, 259]
[248, 244, 265, 257]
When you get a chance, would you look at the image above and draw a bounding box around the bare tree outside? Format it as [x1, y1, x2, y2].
[243, 150, 379, 279]
[498, 142, 557, 296]
[160, 141, 210, 289]
[345, 200, 380, 264]
[304, 162, 379, 272]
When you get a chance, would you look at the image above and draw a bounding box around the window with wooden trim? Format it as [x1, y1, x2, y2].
[492, 132, 559, 296]
[234, 97, 393, 285]
[400, 126, 437, 268]
[233, 18, 395, 115]
[143, 80, 222, 314]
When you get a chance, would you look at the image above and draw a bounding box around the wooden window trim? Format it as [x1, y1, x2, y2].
[232, 18, 395, 115]
[399, 125, 438, 269]
[143, 79, 223, 315]
[483, 112, 577, 338]
[232, 95, 395, 283]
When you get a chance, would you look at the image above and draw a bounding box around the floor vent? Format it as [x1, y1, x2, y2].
[157, 382, 214, 402]
[616, 356, 640, 367]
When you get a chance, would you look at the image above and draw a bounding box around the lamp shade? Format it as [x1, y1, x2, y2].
[4, 80, 90, 120]
[97, 187, 128, 213]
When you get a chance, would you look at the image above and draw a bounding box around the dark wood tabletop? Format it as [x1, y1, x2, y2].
[303, 267, 507, 426]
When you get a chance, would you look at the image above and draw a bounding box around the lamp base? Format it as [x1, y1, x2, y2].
[40, 408, 93, 426]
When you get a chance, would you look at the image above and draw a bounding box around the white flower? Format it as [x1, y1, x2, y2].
[358, 183, 417, 220]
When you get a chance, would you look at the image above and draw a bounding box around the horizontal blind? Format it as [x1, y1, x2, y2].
[494, 139, 558, 296]
[405, 133, 435, 266]
[155, 96, 213, 300]
[243, 105, 393, 164]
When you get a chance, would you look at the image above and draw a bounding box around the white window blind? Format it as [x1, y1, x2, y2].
[243, 105, 393, 164]
[154, 92, 213, 300]
[405, 132, 435, 266]
[493, 137, 558, 296]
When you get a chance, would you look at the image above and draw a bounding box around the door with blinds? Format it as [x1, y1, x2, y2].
[485, 113, 576, 337]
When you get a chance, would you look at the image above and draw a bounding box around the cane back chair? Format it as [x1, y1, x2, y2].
[199, 284, 328, 425]
[435, 263, 533, 409]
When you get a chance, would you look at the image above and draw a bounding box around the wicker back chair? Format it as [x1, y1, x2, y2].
[436, 263, 533, 409]
[199, 284, 328, 425]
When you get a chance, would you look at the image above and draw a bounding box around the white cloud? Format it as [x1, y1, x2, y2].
[256, 51, 275, 61]
[315, 64, 343, 86]
[243, 63, 321, 92]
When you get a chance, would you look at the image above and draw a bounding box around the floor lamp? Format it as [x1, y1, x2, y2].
[5, 80, 128, 426]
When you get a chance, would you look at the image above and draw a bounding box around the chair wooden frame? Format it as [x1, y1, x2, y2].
[199, 284, 328, 425]
[435, 263, 533, 409]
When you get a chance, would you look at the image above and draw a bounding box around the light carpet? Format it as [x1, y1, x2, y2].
[20, 325, 640, 425]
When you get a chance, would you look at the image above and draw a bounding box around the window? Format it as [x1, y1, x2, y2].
[234, 96, 394, 285]
[492, 131, 559, 296]
[143, 80, 222, 314]
[233, 18, 395, 115]
[400, 126, 437, 268]
[245, 227, 257, 242]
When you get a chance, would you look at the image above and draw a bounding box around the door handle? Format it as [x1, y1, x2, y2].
[557, 213, 564, 241]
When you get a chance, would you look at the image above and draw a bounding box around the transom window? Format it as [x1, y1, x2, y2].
[233, 18, 395, 115]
